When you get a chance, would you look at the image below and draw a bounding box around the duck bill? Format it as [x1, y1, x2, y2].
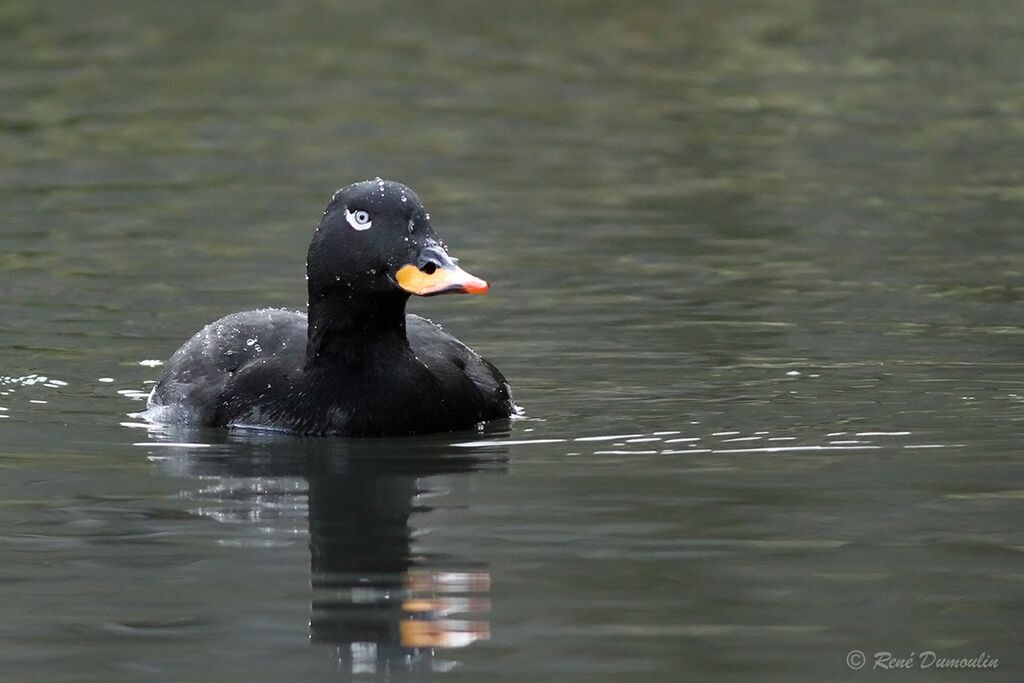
[396, 263, 489, 297]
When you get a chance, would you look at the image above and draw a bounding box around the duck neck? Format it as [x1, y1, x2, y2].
[305, 287, 410, 368]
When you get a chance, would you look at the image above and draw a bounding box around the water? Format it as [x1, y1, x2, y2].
[2, 1, 1023, 680]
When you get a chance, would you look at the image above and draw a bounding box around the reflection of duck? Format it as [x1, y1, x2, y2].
[306, 452, 493, 670]
[145, 429, 506, 675]
[144, 179, 515, 436]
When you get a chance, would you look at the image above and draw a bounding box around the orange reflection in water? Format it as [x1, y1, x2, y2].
[399, 569, 492, 648]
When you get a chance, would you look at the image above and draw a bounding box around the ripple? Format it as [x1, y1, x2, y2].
[0, 373, 70, 387]
[856, 431, 911, 436]
[453, 438, 565, 447]
[448, 425, 941, 460]
[712, 445, 881, 454]
[573, 434, 645, 442]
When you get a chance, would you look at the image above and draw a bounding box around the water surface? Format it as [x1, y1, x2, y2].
[1, 1, 1022, 680]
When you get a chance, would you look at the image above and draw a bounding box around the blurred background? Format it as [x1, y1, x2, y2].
[1, 1, 1022, 680]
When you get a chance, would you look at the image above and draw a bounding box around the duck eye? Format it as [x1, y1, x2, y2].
[345, 208, 372, 231]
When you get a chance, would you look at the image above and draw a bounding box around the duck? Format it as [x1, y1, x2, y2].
[142, 179, 515, 436]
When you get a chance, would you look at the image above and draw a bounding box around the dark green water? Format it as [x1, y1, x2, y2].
[1, 1, 1022, 680]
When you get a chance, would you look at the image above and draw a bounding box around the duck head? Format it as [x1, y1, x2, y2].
[307, 179, 488, 299]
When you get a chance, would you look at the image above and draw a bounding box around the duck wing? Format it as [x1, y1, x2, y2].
[406, 314, 514, 422]
[145, 308, 308, 425]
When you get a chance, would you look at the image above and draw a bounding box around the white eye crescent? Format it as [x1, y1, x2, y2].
[345, 209, 372, 230]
